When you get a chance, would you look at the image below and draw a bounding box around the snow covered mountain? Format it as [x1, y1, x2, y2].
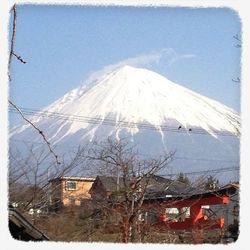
[10, 65, 240, 179]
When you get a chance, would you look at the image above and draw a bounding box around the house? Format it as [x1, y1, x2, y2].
[89, 175, 129, 200]
[9, 205, 49, 241]
[142, 184, 238, 235]
[49, 176, 95, 209]
[142, 177, 195, 221]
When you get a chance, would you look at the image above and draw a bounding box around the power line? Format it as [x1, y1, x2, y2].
[9, 106, 239, 137]
[161, 166, 239, 177]
[173, 156, 238, 163]
[9, 138, 239, 164]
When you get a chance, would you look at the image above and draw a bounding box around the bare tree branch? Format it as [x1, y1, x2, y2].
[233, 34, 242, 48]
[8, 4, 26, 81]
[12, 52, 27, 64]
[9, 100, 61, 165]
[232, 77, 240, 83]
[8, 5, 60, 165]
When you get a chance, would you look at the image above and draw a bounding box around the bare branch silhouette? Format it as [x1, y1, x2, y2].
[9, 100, 61, 165]
[232, 77, 240, 83]
[8, 4, 26, 81]
[8, 4, 60, 165]
[233, 34, 242, 48]
[12, 52, 27, 64]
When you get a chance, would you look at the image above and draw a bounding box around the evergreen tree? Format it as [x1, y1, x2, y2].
[176, 172, 190, 186]
[204, 175, 219, 191]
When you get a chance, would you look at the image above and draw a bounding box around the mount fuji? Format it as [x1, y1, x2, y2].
[10, 65, 240, 180]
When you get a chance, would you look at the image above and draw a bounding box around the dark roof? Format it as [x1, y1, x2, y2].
[94, 175, 178, 193]
[148, 175, 171, 184]
[145, 179, 196, 198]
[222, 182, 239, 190]
[144, 185, 238, 203]
[96, 176, 131, 192]
[91, 175, 209, 199]
[9, 206, 49, 241]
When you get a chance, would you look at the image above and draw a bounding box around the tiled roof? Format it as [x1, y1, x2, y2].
[97, 176, 131, 192]
[95, 175, 189, 195]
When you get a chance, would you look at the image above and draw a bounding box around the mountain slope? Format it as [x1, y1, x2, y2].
[10, 65, 240, 178]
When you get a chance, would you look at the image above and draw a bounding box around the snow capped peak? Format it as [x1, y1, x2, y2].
[117, 64, 135, 71]
[12, 65, 240, 140]
[76, 65, 239, 135]
[10, 66, 240, 178]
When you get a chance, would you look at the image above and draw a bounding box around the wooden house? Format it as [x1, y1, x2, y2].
[49, 176, 95, 209]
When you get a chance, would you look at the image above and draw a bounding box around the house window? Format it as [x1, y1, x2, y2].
[65, 181, 77, 190]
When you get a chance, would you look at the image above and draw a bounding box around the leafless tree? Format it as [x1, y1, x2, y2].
[8, 4, 60, 165]
[8, 143, 90, 215]
[87, 137, 175, 242]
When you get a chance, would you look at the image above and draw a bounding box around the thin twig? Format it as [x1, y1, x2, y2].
[12, 52, 26, 64]
[8, 5, 59, 165]
[8, 4, 17, 81]
[233, 34, 242, 48]
[8, 4, 26, 81]
[233, 34, 241, 43]
[9, 100, 61, 165]
[232, 77, 240, 83]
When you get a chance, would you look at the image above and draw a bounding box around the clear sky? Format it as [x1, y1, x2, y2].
[9, 5, 241, 127]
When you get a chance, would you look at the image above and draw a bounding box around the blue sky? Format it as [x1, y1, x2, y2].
[9, 5, 241, 127]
